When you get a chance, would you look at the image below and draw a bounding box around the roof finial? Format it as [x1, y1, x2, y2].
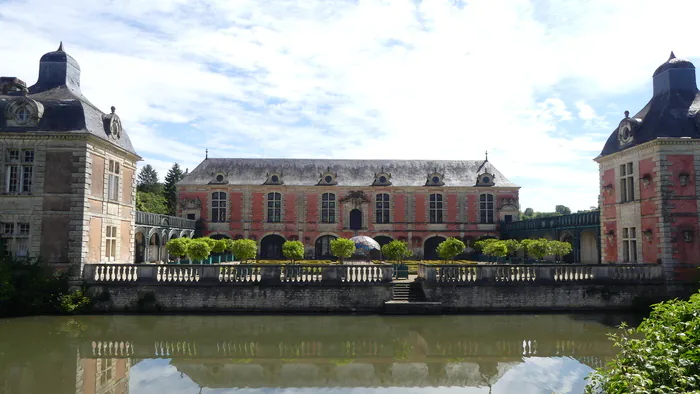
[624, 110, 629, 118]
[485, 150, 489, 161]
[205, 149, 208, 159]
[669, 51, 676, 61]
[58, 41, 64, 52]
[110, 106, 116, 114]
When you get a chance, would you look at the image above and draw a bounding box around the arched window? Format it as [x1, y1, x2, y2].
[480, 194, 494, 224]
[211, 192, 227, 222]
[321, 193, 336, 223]
[376, 193, 390, 224]
[267, 192, 282, 223]
[429, 194, 443, 224]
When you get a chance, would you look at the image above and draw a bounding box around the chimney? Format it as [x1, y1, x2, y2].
[0, 77, 27, 95]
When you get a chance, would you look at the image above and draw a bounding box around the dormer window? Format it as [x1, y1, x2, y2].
[617, 112, 641, 147]
[209, 172, 228, 185]
[425, 172, 444, 186]
[264, 171, 283, 185]
[476, 172, 495, 187]
[318, 168, 337, 186]
[4, 97, 43, 127]
[372, 171, 392, 186]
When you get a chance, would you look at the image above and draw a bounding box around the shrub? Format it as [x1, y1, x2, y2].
[381, 240, 412, 263]
[282, 240, 305, 263]
[58, 289, 91, 314]
[502, 239, 522, 257]
[524, 238, 551, 260]
[330, 238, 356, 263]
[223, 238, 235, 253]
[199, 237, 216, 249]
[231, 239, 258, 263]
[212, 239, 228, 254]
[585, 292, 700, 393]
[186, 239, 212, 261]
[436, 237, 466, 261]
[166, 238, 190, 260]
[474, 238, 497, 253]
[549, 240, 573, 260]
[483, 240, 508, 259]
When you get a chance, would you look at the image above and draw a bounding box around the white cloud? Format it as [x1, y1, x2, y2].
[2, 0, 700, 211]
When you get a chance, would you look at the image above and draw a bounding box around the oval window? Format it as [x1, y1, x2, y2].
[432, 176, 440, 184]
[216, 174, 224, 182]
[271, 175, 279, 183]
[482, 176, 490, 184]
[379, 175, 387, 184]
[324, 175, 333, 183]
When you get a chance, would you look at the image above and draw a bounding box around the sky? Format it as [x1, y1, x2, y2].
[2, 0, 700, 212]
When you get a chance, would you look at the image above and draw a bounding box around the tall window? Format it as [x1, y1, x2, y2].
[321, 193, 336, 223]
[429, 194, 443, 224]
[211, 192, 227, 222]
[620, 162, 634, 203]
[480, 194, 494, 224]
[267, 192, 282, 223]
[1, 222, 29, 257]
[107, 160, 120, 201]
[622, 227, 637, 262]
[376, 193, 390, 223]
[4, 149, 33, 194]
[105, 225, 117, 261]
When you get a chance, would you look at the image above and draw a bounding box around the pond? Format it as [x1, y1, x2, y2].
[0, 314, 638, 394]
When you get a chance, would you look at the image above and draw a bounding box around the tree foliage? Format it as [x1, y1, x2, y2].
[549, 240, 573, 258]
[555, 205, 572, 215]
[136, 191, 168, 214]
[137, 164, 161, 194]
[282, 240, 305, 263]
[482, 241, 508, 258]
[166, 238, 190, 259]
[502, 239, 522, 256]
[381, 240, 413, 262]
[585, 292, 700, 393]
[231, 239, 258, 263]
[164, 163, 184, 216]
[436, 237, 466, 261]
[186, 240, 212, 261]
[524, 238, 551, 260]
[330, 238, 356, 263]
[212, 239, 228, 254]
[474, 238, 497, 253]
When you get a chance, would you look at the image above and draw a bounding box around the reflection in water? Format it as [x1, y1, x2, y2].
[0, 314, 633, 394]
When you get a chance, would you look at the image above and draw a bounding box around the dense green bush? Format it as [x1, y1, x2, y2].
[282, 240, 305, 263]
[381, 240, 412, 263]
[231, 239, 258, 263]
[436, 237, 465, 261]
[166, 238, 190, 259]
[330, 238, 356, 263]
[212, 239, 228, 254]
[186, 240, 212, 261]
[586, 292, 700, 393]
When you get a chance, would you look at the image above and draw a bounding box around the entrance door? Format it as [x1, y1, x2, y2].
[349, 209, 362, 230]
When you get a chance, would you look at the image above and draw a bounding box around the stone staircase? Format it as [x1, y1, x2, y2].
[384, 281, 442, 314]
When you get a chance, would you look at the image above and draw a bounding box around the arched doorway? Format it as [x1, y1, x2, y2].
[260, 234, 285, 259]
[560, 234, 574, 263]
[424, 236, 446, 260]
[315, 235, 337, 259]
[134, 232, 145, 263]
[349, 209, 362, 230]
[149, 233, 160, 262]
[374, 236, 393, 248]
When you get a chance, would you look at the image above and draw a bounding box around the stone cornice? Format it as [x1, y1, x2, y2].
[594, 138, 700, 163]
[0, 132, 141, 161]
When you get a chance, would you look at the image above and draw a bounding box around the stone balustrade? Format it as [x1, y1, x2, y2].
[84, 263, 393, 285]
[417, 263, 664, 284]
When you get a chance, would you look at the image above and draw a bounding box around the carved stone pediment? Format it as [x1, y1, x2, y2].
[179, 197, 202, 210]
[499, 197, 519, 210]
[340, 190, 371, 206]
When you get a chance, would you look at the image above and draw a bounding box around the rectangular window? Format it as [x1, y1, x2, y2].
[187, 214, 196, 220]
[4, 148, 33, 194]
[107, 160, 120, 201]
[211, 192, 227, 222]
[267, 192, 282, 223]
[376, 193, 390, 224]
[620, 162, 634, 203]
[1, 222, 29, 257]
[105, 226, 117, 261]
[429, 194, 443, 224]
[622, 227, 637, 262]
[480, 194, 494, 224]
[504, 215, 513, 223]
[321, 193, 336, 223]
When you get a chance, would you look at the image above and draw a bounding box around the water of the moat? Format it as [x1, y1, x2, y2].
[0, 314, 642, 394]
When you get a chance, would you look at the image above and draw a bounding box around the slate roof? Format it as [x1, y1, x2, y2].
[599, 53, 700, 158]
[179, 158, 518, 188]
[0, 44, 138, 156]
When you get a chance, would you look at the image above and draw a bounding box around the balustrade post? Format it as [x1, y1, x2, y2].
[199, 265, 219, 283]
[322, 265, 342, 283]
[535, 265, 553, 282]
[139, 265, 157, 283]
[83, 264, 97, 282]
[422, 265, 437, 283]
[260, 265, 282, 285]
[477, 265, 495, 283]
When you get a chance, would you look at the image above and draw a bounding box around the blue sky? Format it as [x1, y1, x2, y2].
[2, 0, 700, 211]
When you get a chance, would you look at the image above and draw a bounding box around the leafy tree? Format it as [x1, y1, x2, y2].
[136, 191, 168, 214]
[585, 292, 700, 393]
[163, 163, 184, 216]
[212, 239, 227, 254]
[223, 238, 235, 253]
[555, 205, 572, 215]
[282, 240, 305, 263]
[474, 238, 497, 253]
[166, 238, 190, 260]
[436, 237, 466, 261]
[186, 240, 211, 261]
[330, 238, 356, 263]
[503, 239, 522, 257]
[198, 237, 216, 250]
[381, 240, 413, 263]
[483, 240, 508, 259]
[231, 239, 258, 263]
[137, 164, 161, 194]
[549, 240, 573, 261]
[524, 238, 551, 260]
[524, 208, 534, 217]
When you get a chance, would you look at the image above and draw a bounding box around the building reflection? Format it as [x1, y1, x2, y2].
[76, 358, 131, 394]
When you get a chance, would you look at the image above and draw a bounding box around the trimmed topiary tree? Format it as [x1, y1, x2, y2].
[199, 237, 216, 250]
[503, 239, 522, 258]
[282, 240, 305, 263]
[166, 238, 190, 261]
[474, 238, 497, 253]
[483, 240, 508, 261]
[436, 237, 466, 261]
[330, 238, 356, 263]
[381, 240, 412, 263]
[187, 239, 212, 262]
[524, 238, 551, 261]
[549, 240, 573, 262]
[212, 239, 227, 254]
[231, 239, 258, 263]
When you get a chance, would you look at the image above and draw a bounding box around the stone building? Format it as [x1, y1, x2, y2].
[0, 44, 140, 272]
[177, 158, 520, 259]
[596, 52, 700, 273]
